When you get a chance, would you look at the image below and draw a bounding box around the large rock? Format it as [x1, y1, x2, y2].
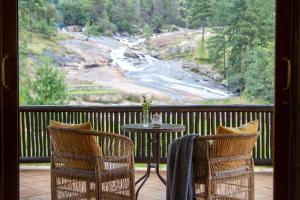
[83, 63, 101, 69]
[124, 49, 140, 59]
[181, 61, 223, 82]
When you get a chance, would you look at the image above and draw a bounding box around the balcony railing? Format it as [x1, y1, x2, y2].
[19, 105, 273, 165]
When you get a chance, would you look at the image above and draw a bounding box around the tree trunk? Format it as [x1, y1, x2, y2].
[223, 42, 226, 79]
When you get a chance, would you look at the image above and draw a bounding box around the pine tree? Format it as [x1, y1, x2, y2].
[209, 0, 232, 27]
[208, 28, 227, 76]
[209, 0, 274, 94]
[243, 46, 274, 102]
[188, 0, 212, 40]
[178, 0, 192, 28]
[143, 23, 152, 47]
[107, 0, 137, 33]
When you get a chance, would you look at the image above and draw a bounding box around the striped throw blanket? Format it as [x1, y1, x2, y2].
[166, 134, 198, 200]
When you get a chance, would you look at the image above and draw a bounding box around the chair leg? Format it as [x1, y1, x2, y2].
[86, 181, 91, 200]
[248, 172, 254, 200]
[96, 179, 101, 200]
[212, 182, 217, 197]
[51, 174, 57, 200]
[130, 173, 136, 200]
[206, 179, 212, 200]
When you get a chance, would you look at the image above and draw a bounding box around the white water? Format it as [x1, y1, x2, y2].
[110, 36, 234, 101]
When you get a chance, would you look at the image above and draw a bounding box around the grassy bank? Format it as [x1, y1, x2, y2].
[198, 97, 270, 105]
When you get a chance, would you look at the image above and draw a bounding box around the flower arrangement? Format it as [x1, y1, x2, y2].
[141, 94, 152, 127]
[142, 94, 152, 112]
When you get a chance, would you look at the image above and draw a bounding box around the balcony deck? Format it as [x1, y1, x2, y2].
[20, 168, 273, 200]
[19, 105, 274, 199]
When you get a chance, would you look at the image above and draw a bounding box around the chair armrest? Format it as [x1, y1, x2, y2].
[51, 151, 98, 167]
[96, 132, 134, 157]
[97, 155, 134, 171]
[51, 152, 134, 173]
[195, 132, 259, 140]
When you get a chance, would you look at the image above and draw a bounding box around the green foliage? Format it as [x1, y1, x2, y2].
[178, 0, 192, 28]
[209, 0, 232, 27]
[178, 0, 213, 40]
[163, 24, 180, 32]
[188, 0, 212, 29]
[208, 0, 275, 102]
[19, 0, 58, 37]
[18, 0, 276, 104]
[85, 21, 101, 38]
[19, 54, 32, 105]
[243, 47, 274, 102]
[208, 28, 226, 74]
[133, 0, 183, 33]
[59, 0, 90, 26]
[227, 0, 274, 92]
[107, 0, 137, 33]
[194, 40, 209, 63]
[143, 23, 152, 47]
[19, 82, 32, 105]
[141, 94, 152, 111]
[199, 96, 269, 105]
[60, 0, 117, 35]
[30, 56, 67, 105]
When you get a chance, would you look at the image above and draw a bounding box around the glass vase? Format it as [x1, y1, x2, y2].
[142, 108, 149, 127]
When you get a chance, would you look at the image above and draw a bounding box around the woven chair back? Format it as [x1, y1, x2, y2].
[49, 127, 102, 170]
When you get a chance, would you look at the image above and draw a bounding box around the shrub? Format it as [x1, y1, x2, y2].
[30, 56, 67, 105]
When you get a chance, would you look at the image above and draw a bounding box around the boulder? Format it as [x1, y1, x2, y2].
[120, 32, 131, 37]
[150, 51, 160, 59]
[181, 61, 223, 82]
[124, 49, 140, 59]
[83, 63, 101, 69]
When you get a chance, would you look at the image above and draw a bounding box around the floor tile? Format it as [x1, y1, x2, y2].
[20, 169, 273, 200]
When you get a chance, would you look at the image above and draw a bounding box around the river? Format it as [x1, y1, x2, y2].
[110, 35, 234, 101]
[60, 32, 234, 104]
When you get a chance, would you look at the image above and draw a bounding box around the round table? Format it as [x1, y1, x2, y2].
[122, 124, 186, 199]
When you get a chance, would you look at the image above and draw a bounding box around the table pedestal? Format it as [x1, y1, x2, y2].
[122, 123, 185, 199]
[135, 133, 166, 199]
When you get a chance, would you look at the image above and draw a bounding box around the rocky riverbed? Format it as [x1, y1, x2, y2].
[50, 30, 234, 105]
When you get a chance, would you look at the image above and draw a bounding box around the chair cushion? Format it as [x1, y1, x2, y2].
[213, 120, 258, 172]
[49, 120, 92, 130]
[49, 120, 103, 170]
[216, 120, 259, 134]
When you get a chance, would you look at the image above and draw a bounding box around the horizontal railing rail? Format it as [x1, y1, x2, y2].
[19, 105, 273, 165]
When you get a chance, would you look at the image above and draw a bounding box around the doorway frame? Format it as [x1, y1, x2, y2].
[0, 0, 19, 199]
[1, 0, 299, 199]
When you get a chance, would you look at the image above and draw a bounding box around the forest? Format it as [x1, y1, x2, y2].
[19, 0, 275, 105]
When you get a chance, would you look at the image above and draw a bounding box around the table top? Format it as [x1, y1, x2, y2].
[122, 124, 186, 133]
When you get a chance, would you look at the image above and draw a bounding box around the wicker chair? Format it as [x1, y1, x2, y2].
[193, 133, 259, 200]
[48, 126, 135, 200]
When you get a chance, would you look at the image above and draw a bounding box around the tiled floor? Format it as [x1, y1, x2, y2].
[20, 169, 273, 200]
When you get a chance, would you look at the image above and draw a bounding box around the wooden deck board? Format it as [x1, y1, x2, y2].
[20, 169, 273, 200]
